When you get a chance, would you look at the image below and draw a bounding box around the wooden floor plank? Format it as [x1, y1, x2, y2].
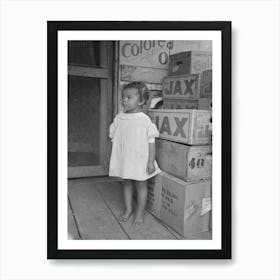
[68, 182, 129, 240]
[147, 211, 212, 240]
[68, 178, 212, 240]
[68, 176, 122, 187]
[147, 211, 184, 239]
[95, 181, 177, 240]
[186, 231, 212, 240]
[68, 200, 80, 240]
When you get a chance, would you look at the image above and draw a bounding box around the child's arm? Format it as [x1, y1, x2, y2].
[147, 142, 156, 174]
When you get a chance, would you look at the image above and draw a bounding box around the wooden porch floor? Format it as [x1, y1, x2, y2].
[68, 177, 212, 240]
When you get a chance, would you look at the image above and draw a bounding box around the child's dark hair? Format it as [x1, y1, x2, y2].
[122, 82, 149, 106]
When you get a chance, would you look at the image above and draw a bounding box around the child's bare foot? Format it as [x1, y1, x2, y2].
[133, 214, 144, 228]
[119, 209, 132, 222]
[133, 219, 143, 228]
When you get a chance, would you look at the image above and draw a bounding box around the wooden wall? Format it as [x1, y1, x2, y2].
[117, 40, 212, 112]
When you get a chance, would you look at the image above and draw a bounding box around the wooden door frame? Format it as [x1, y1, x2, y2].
[68, 41, 114, 178]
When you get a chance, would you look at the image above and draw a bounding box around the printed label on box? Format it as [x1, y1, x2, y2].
[149, 109, 212, 145]
[201, 197, 211, 216]
[161, 186, 179, 217]
[199, 70, 212, 98]
[150, 112, 191, 143]
[162, 75, 198, 99]
[184, 202, 198, 222]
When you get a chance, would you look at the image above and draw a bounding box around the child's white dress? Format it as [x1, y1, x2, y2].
[109, 112, 161, 181]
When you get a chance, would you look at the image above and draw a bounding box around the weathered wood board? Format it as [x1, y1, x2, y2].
[96, 181, 177, 240]
[68, 202, 80, 239]
[68, 179, 179, 240]
[120, 64, 167, 84]
[68, 182, 128, 240]
[119, 41, 212, 69]
[119, 40, 173, 69]
[163, 98, 198, 109]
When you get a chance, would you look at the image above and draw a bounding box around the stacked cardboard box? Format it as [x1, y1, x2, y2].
[162, 51, 212, 110]
[146, 52, 212, 237]
[148, 109, 212, 145]
[147, 109, 212, 238]
[147, 172, 211, 237]
[155, 138, 212, 182]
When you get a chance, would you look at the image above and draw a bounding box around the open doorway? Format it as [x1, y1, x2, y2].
[68, 41, 114, 178]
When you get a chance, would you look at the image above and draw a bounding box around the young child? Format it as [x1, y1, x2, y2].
[109, 82, 161, 227]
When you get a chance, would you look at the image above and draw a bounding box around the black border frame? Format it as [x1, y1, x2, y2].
[47, 21, 231, 259]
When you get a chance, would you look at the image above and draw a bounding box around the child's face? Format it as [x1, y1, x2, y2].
[121, 88, 143, 113]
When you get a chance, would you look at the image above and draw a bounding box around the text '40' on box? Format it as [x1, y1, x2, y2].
[148, 109, 212, 145]
[156, 138, 212, 182]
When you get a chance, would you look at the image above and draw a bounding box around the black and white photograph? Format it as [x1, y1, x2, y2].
[68, 40, 213, 239]
[48, 21, 231, 259]
[2, 0, 280, 278]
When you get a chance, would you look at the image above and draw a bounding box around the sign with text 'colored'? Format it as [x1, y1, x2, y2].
[120, 40, 173, 69]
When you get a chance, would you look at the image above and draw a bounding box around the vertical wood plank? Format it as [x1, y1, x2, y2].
[106, 42, 114, 167]
[100, 79, 108, 169]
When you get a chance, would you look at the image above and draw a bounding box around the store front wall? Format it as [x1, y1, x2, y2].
[67, 40, 211, 179]
[117, 40, 212, 113]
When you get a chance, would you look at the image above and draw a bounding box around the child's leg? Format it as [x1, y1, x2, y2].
[134, 180, 147, 227]
[119, 179, 133, 222]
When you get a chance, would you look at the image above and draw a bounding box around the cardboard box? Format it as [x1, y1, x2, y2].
[168, 51, 212, 76]
[155, 138, 212, 181]
[198, 98, 212, 110]
[162, 74, 199, 99]
[209, 211, 212, 232]
[199, 69, 212, 98]
[148, 109, 212, 145]
[162, 70, 212, 100]
[163, 98, 198, 109]
[147, 172, 211, 237]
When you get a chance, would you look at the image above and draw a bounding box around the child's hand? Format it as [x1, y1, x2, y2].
[146, 161, 155, 174]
